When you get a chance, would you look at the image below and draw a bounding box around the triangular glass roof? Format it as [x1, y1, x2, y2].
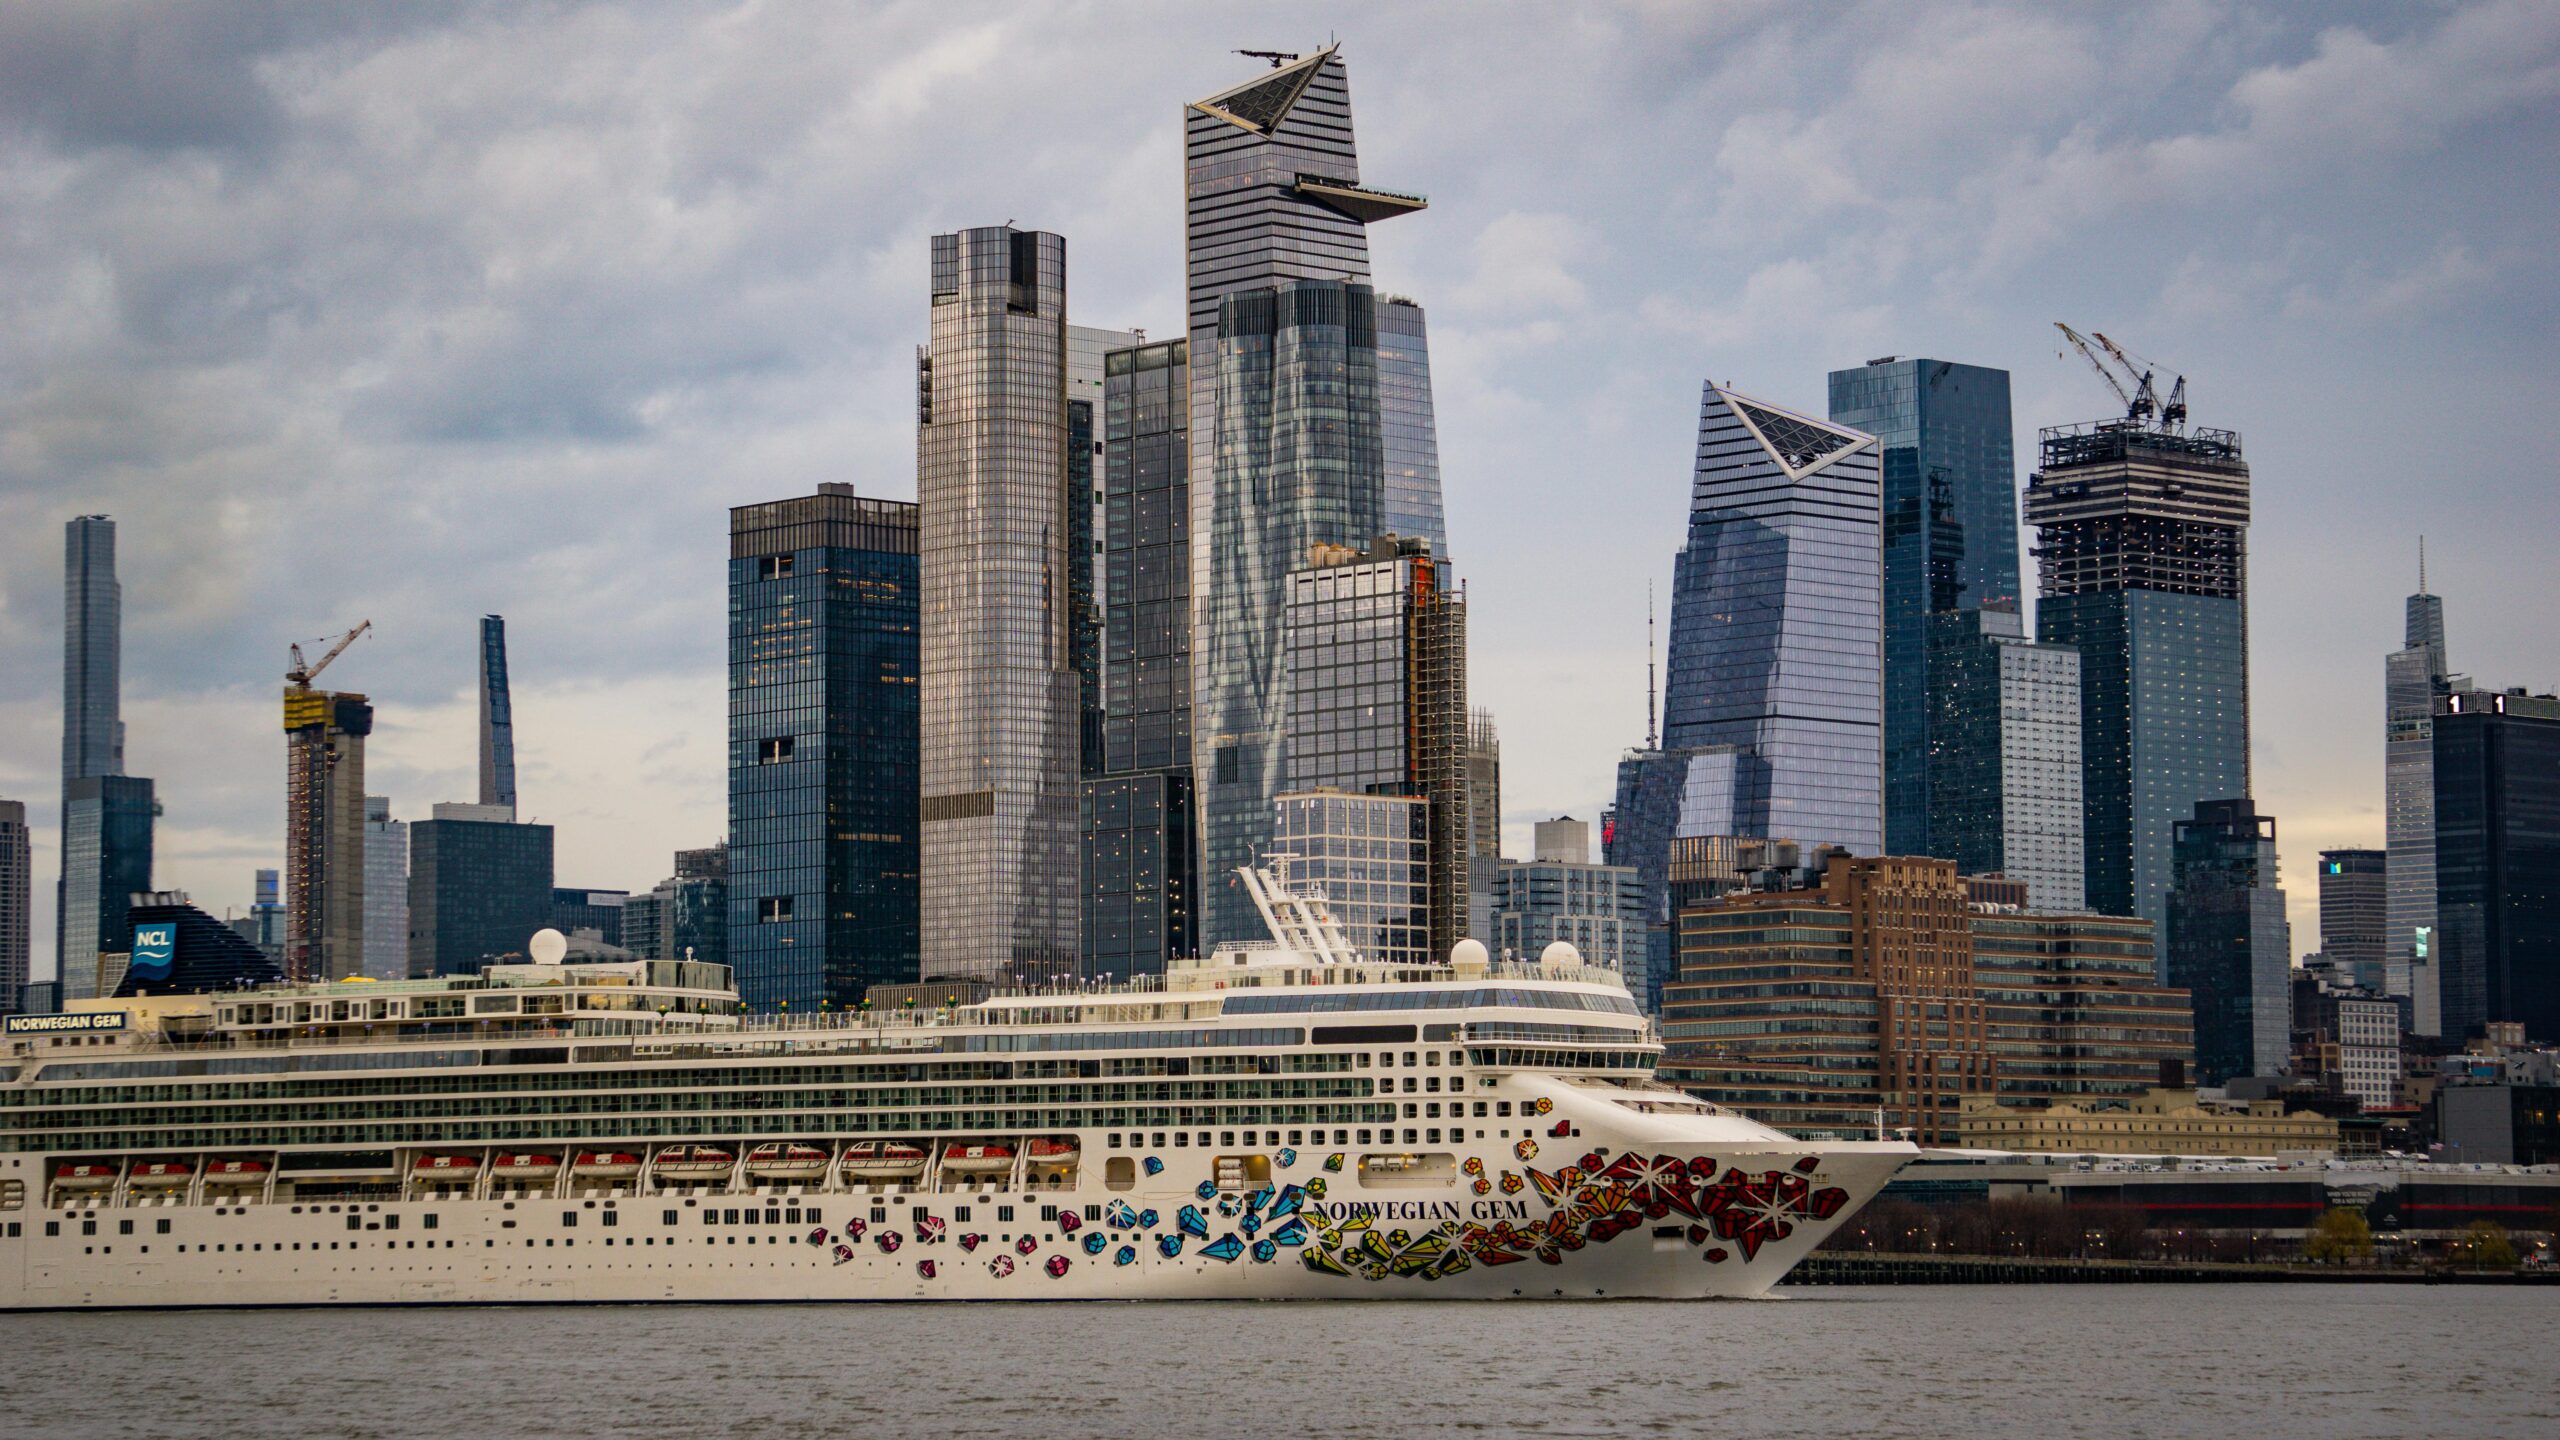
[1730, 397, 1867, 476]
[1191, 48, 1332, 136]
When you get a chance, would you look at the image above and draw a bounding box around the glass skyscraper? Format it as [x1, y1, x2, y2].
[0, 799, 26, 1014]
[728, 486, 920, 1011]
[1184, 46, 1428, 952]
[57, 774, 153, 1000]
[2025, 421, 2252, 952]
[1660, 383, 1883, 855]
[1376, 296, 1447, 556]
[405, 804, 553, 976]
[2166, 798, 2290, 1083]
[1924, 607, 2084, 913]
[1272, 789, 1428, 967]
[1281, 536, 1468, 961]
[2316, 848, 2387, 994]
[1082, 337, 1197, 976]
[2385, 571, 2451, 1010]
[282, 686, 370, 982]
[62, 516, 122, 783]
[1828, 359, 2020, 859]
[2431, 688, 2560, 1043]
[478, 615, 517, 813]
[916, 226, 1082, 983]
[361, 799, 408, 980]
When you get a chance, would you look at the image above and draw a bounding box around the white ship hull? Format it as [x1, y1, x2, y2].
[3, 1114, 1910, 1309]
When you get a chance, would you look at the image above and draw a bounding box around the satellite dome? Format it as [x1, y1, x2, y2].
[1449, 938, 1489, 967]
[1540, 941, 1583, 968]
[528, 928, 569, 965]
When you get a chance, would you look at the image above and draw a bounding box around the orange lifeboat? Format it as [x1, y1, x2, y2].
[53, 1162, 119, 1191]
[744, 1143, 830, 1182]
[128, 1160, 194, 1189]
[491, 1152, 561, 1183]
[570, 1150, 644, 1180]
[940, 1142, 1016, 1175]
[1025, 1137, 1079, 1161]
[203, 1158, 271, 1187]
[651, 1145, 737, 1181]
[839, 1141, 930, 1179]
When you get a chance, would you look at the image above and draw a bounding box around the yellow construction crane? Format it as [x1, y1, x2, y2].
[2055, 323, 2188, 433]
[287, 620, 371, 690]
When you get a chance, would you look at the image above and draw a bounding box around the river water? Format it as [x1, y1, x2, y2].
[5, 1285, 2553, 1439]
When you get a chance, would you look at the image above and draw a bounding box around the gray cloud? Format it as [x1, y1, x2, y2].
[2, 1, 2556, 966]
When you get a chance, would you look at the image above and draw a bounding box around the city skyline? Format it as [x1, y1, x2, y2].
[2, 5, 2557, 970]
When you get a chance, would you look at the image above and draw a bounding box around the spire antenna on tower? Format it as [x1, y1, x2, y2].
[1645, 580, 1659, 751]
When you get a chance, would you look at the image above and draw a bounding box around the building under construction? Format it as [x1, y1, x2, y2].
[2025, 332, 2253, 955]
[283, 626, 371, 982]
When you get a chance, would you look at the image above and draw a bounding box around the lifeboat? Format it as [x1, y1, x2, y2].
[570, 1150, 644, 1180]
[839, 1141, 930, 1179]
[1025, 1137, 1079, 1161]
[128, 1160, 194, 1189]
[203, 1158, 271, 1187]
[490, 1152, 562, 1183]
[53, 1162, 120, 1191]
[940, 1142, 1016, 1175]
[744, 1143, 831, 1182]
[651, 1145, 737, 1180]
[410, 1154, 482, 1185]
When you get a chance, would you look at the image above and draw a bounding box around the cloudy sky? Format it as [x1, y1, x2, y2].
[4, 0, 2557, 973]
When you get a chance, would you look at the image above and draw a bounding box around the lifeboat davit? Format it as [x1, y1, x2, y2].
[203, 1158, 271, 1187]
[128, 1160, 194, 1189]
[490, 1152, 561, 1182]
[744, 1143, 830, 1181]
[940, 1142, 1016, 1174]
[839, 1141, 930, 1179]
[53, 1162, 120, 1191]
[410, 1154, 482, 1184]
[1025, 1137, 1079, 1161]
[570, 1150, 644, 1179]
[652, 1145, 737, 1180]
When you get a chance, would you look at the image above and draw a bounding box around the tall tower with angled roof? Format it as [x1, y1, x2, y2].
[1183, 47, 1432, 948]
[1660, 384, 1884, 856]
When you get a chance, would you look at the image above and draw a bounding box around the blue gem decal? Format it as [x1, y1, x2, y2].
[1177, 1204, 1209, 1238]
[1275, 1147, 1298, 1169]
[1251, 1238, 1278, 1263]
[1201, 1234, 1245, 1263]
[1271, 1218, 1309, 1247]
[1142, 1156, 1164, 1176]
[1114, 1245, 1138, 1267]
[1195, 1179, 1218, 1201]
[1082, 1232, 1108, 1255]
[1156, 1234, 1185, 1259]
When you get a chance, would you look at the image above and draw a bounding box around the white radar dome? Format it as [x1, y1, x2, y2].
[1448, 938, 1489, 967]
[528, 928, 569, 965]
[1540, 941, 1584, 968]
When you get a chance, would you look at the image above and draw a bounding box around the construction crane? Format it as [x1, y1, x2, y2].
[2096, 330, 2190, 434]
[287, 620, 371, 690]
[2054, 322, 2153, 426]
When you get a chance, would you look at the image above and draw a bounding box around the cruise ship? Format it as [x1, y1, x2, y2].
[0, 870, 1912, 1309]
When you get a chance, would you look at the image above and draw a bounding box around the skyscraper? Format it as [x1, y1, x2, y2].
[1924, 606, 2085, 912]
[248, 866, 285, 961]
[2385, 562, 2452, 1006]
[362, 799, 408, 980]
[917, 225, 1081, 983]
[1465, 707, 1502, 941]
[1185, 46, 1428, 950]
[2431, 688, 2560, 1043]
[2316, 848, 2387, 994]
[2025, 419, 2252, 949]
[1492, 818, 1645, 982]
[283, 684, 370, 982]
[478, 615, 518, 814]
[58, 775, 154, 999]
[728, 485, 921, 1011]
[1272, 789, 1428, 966]
[1066, 325, 1139, 780]
[406, 803, 553, 975]
[0, 799, 30, 1015]
[1281, 536, 1469, 960]
[1377, 296, 1447, 556]
[62, 516, 122, 782]
[2166, 798, 2290, 1084]
[1828, 359, 2021, 859]
[1660, 384, 1883, 854]
[1082, 336, 1197, 977]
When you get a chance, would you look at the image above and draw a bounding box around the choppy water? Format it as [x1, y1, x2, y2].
[4, 1286, 2554, 1439]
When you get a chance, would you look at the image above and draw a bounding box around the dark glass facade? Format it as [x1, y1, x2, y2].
[58, 774, 153, 997]
[1081, 772, 1195, 978]
[1661, 385, 1882, 854]
[1828, 360, 2019, 859]
[2431, 691, 2560, 1043]
[728, 488, 920, 1011]
[1195, 280, 1384, 947]
[549, 887, 626, 948]
[1082, 338, 1197, 976]
[2166, 798, 2290, 1084]
[0, 799, 26, 1014]
[406, 815, 554, 976]
[478, 614, 517, 810]
[2316, 848, 2388, 993]
[2026, 423, 2252, 945]
[1376, 297, 1445, 556]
